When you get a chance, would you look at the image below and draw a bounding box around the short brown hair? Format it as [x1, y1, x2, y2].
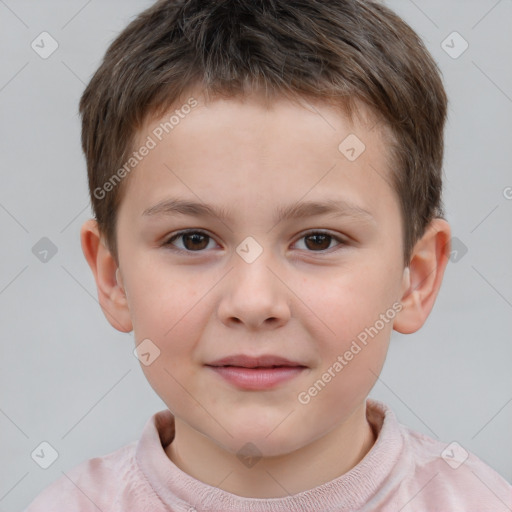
[79, 0, 448, 266]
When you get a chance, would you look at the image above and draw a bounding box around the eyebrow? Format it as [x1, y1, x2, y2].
[142, 197, 375, 225]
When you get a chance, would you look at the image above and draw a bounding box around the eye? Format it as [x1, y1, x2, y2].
[293, 231, 345, 252]
[164, 230, 218, 252]
[164, 229, 345, 254]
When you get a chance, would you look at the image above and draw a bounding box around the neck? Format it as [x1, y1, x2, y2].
[165, 402, 376, 498]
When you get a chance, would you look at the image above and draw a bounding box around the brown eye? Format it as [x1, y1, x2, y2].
[165, 230, 216, 252]
[181, 233, 209, 250]
[294, 231, 344, 252]
[304, 233, 332, 251]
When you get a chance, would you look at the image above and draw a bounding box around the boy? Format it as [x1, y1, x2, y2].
[26, 0, 512, 510]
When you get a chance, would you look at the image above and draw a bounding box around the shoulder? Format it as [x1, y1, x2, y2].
[397, 424, 512, 511]
[23, 440, 148, 512]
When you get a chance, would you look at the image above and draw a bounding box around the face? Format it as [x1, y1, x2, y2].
[114, 89, 408, 457]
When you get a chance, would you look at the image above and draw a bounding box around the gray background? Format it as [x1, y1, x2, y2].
[1, 0, 511, 510]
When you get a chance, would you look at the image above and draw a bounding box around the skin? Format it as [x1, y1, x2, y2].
[81, 88, 450, 498]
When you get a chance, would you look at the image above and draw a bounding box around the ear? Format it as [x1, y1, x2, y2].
[80, 219, 133, 333]
[393, 218, 451, 334]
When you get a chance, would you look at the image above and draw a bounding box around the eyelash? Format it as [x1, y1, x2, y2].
[162, 229, 346, 254]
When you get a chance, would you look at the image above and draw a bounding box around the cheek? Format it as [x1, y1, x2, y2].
[127, 259, 205, 338]
[297, 262, 398, 343]
[132, 277, 209, 415]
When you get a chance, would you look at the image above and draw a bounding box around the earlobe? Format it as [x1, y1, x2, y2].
[393, 218, 451, 334]
[80, 219, 133, 333]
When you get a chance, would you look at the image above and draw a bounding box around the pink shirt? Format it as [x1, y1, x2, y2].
[25, 399, 512, 511]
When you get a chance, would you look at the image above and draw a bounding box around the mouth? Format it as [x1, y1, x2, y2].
[205, 354, 308, 390]
[206, 354, 307, 369]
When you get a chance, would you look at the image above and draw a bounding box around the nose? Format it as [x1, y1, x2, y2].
[217, 252, 291, 331]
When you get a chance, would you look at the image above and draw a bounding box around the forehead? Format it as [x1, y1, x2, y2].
[120, 90, 399, 226]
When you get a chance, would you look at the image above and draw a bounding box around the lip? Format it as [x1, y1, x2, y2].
[207, 366, 307, 390]
[207, 354, 305, 368]
[205, 354, 308, 390]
